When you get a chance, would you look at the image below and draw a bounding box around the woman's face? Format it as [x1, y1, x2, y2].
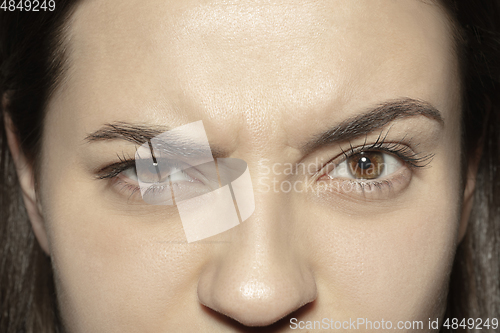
[31, 0, 466, 331]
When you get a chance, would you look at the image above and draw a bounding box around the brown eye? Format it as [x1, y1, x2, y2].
[347, 152, 385, 179]
[136, 163, 165, 183]
[120, 165, 162, 184]
[328, 149, 404, 181]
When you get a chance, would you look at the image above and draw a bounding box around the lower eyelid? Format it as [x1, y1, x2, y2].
[112, 177, 143, 201]
[315, 167, 412, 202]
[111, 168, 216, 203]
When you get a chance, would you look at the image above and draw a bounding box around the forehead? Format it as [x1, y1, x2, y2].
[58, 0, 457, 148]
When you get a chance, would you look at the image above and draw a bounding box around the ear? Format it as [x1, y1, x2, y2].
[457, 146, 482, 244]
[3, 95, 50, 255]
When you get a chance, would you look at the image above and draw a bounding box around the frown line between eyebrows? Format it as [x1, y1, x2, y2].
[301, 98, 445, 154]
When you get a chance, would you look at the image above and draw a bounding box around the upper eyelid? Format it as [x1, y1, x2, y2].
[96, 157, 197, 180]
[96, 160, 136, 179]
[325, 141, 433, 172]
[96, 138, 433, 180]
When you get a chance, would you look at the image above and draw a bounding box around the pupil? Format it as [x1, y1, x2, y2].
[148, 163, 159, 174]
[358, 156, 372, 170]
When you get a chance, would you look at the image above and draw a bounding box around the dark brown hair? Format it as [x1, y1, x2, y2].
[443, 0, 500, 325]
[0, 1, 499, 332]
[0, 1, 79, 332]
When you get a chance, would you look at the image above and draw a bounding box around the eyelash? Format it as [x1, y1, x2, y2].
[94, 152, 142, 200]
[96, 152, 137, 180]
[316, 133, 433, 194]
[337, 137, 433, 169]
[95, 133, 433, 200]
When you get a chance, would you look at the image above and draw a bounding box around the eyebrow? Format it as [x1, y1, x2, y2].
[85, 122, 168, 144]
[84, 122, 229, 158]
[301, 98, 444, 153]
[85, 98, 443, 158]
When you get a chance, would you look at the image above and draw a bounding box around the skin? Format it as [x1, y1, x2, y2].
[5, 0, 479, 331]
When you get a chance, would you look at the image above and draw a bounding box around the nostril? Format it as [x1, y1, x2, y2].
[197, 272, 317, 327]
[200, 295, 318, 331]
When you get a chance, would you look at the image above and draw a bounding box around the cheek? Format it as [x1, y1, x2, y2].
[305, 199, 458, 321]
[42, 174, 210, 331]
[301, 172, 461, 321]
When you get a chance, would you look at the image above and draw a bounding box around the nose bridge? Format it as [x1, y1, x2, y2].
[196, 190, 317, 326]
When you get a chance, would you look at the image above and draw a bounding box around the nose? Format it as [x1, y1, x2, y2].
[196, 195, 317, 327]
